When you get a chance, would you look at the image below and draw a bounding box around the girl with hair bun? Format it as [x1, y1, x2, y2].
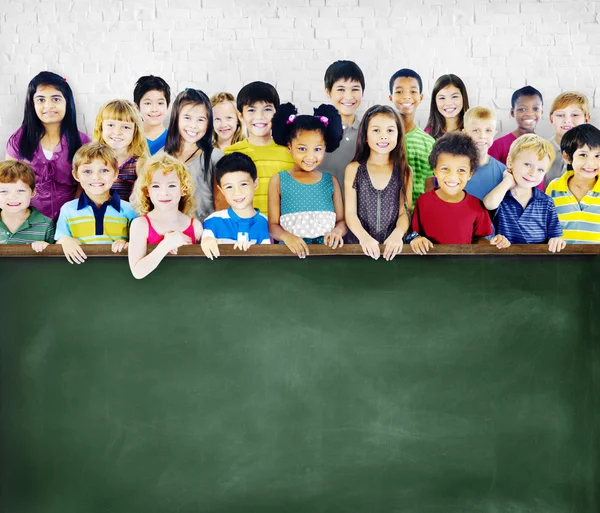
[268, 102, 347, 258]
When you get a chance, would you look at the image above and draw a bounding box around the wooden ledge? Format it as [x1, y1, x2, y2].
[1, 244, 599, 258]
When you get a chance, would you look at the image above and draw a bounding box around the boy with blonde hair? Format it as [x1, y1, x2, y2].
[55, 142, 137, 264]
[462, 106, 506, 200]
[0, 160, 54, 251]
[484, 134, 565, 252]
[546, 91, 591, 186]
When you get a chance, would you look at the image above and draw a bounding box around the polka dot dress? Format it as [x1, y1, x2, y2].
[279, 171, 336, 244]
[345, 162, 406, 244]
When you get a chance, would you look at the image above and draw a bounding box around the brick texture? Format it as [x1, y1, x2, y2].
[1, 0, 599, 156]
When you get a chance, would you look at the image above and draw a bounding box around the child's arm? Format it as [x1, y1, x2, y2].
[54, 208, 87, 264]
[32, 220, 56, 253]
[483, 170, 515, 210]
[128, 217, 191, 279]
[382, 173, 414, 261]
[268, 174, 310, 258]
[344, 162, 381, 260]
[200, 219, 221, 260]
[546, 200, 565, 253]
[323, 175, 347, 250]
[407, 198, 434, 255]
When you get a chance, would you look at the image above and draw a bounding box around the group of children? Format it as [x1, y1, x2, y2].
[2, 62, 599, 277]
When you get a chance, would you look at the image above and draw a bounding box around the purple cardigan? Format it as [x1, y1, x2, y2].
[6, 127, 91, 221]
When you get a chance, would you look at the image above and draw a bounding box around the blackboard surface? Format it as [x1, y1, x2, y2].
[1, 256, 598, 513]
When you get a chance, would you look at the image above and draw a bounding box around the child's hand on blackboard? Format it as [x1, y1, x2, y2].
[201, 237, 220, 260]
[383, 232, 403, 261]
[282, 233, 309, 259]
[58, 236, 87, 264]
[410, 236, 433, 255]
[324, 230, 344, 250]
[359, 235, 380, 260]
[489, 234, 511, 249]
[31, 241, 49, 253]
[548, 237, 566, 253]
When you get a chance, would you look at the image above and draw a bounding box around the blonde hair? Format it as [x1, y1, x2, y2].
[130, 152, 196, 217]
[508, 133, 556, 165]
[210, 92, 245, 147]
[463, 106, 497, 126]
[72, 142, 119, 174]
[93, 99, 150, 160]
[549, 91, 590, 118]
[0, 160, 36, 189]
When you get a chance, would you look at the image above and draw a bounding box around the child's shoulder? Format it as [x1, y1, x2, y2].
[464, 192, 488, 210]
[28, 207, 53, 224]
[224, 140, 250, 155]
[118, 199, 138, 219]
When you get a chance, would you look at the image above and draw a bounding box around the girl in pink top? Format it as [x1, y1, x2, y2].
[128, 153, 203, 279]
[5, 72, 90, 221]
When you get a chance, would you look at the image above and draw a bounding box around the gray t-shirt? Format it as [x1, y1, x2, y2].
[545, 136, 566, 188]
[186, 148, 224, 222]
[321, 116, 361, 198]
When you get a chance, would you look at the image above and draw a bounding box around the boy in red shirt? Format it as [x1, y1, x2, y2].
[409, 132, 510, 254]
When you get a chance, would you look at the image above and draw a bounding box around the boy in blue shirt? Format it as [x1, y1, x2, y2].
[483, 134, 565, 252]
[55, 142, 137, 264]
[201, 152, 271, 260]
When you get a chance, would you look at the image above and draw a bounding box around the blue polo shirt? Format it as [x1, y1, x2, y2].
[55, 191, 137, 243]
[494, 187, 562, 244]
[202, 207, 271, 244]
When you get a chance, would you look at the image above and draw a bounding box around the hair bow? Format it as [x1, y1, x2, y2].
[286, 114, 296, 124]
[316, 115, 328, 126]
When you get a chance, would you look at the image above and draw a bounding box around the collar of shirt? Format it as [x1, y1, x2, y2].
[506, 186, 546, 210]
[553, 170, 600, 193]
[77, 190, 121, 212]
[0, 206, 45, 233]
[343, 116, 361, 133]
[227, 206, 260, 223]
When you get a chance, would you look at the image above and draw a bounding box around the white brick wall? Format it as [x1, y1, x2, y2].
[1, 0, 599, 158]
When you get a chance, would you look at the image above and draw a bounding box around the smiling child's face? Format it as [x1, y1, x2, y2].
[568, 144, 600, 181]
[288, 130, 326, 173]
[326, 78, 363, 121]
[511, 95, 543, 133]
[433, 152, 472, 201]
[550, 104, 589, 138]
[241, 101, 275, 140]
[0, 180, 34, 214]
[33, 85, 66, 126]
[366, 114, 398, 156]
[390, 77, 423, 117]
[148, 169, 182, 211]
[464, 118, 497, 156]
[138, 90, 168, 128]
[102, 119, 135, 152]
[435, 85, 463, 120]
[218, 171, 258, 211]
[213, 101, 240, 144]
[508, 149, 551, 189]
[73, 158, 118, 200]
[178, 103, 209, 145]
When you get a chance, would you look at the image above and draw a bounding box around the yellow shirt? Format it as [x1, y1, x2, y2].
[224, 139, 294, 216]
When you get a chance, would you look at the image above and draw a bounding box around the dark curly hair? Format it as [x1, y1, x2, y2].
[271, 102, 343, 152]
[429, 132, 479, 174]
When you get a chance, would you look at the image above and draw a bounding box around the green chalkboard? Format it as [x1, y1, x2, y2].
[1, 255, 598, 513]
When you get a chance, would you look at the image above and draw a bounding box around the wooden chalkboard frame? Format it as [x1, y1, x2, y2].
[1, 244, 599, 257]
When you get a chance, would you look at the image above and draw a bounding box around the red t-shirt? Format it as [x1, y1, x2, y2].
[411, 189, 493, 244]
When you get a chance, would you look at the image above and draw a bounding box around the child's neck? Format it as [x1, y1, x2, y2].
[570, 173, 597, 189]
[144, 123, 165, 140]
[176, 140, 201, 162]
[86, 191, 111, 207]
[367, 151, 392, 167]
[1, 208, 30, 230]
[554, 133, 563, 146]
[112, 146, 131, 166]
[231, 204, 256, 219]
[435, 188, 465, 204]
[512, 184, 534, 206]
[149, 207, 180, 222]
[217, 136, 233, 150]
[445, 117, 460, 132]
[43, 122, 61, 139]
[341, 113, 355, 128]
[479, 151, 490, 167]
[247, 133, 272, 146]
[401, 112, 416, 134]
[512, 127, 535, 138]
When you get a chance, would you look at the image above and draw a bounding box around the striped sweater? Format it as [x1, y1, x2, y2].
[0, 207, 54, 244]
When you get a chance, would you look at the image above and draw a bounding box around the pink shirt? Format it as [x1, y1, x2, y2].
[6, 127, 91, 221]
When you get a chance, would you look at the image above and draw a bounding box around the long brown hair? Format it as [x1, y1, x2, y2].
[353, 105, 411, 190]
[425, 74, 470, 140]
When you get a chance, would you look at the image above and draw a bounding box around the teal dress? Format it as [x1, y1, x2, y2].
[279, 170, 336, 244]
